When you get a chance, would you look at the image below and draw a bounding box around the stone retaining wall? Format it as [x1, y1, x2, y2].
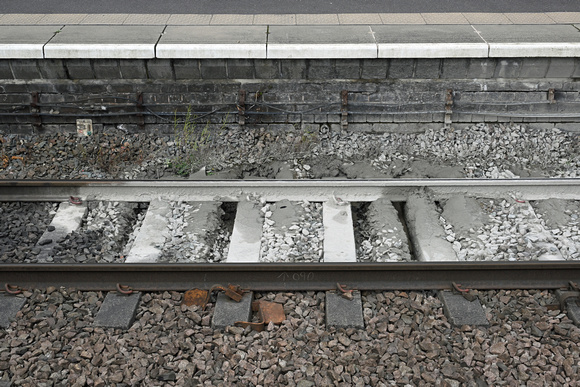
[1, 58, 579, 134]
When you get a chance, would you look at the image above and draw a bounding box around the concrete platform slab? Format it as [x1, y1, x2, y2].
[227, 201, 264, 263]
[212, 291, 253, 329]
[125, 200, 171, 263]
[323, 201, 356, 262]
[326, 291, 364, 329]
[0, 294, 26, 329]
[439, 291, 489, 326]
[0, 26, 60, 59]
[475, 24, 580, 57]
[267, 25, 377, 59]
[37, 201, 87, 262]
[405, 194, 458, 261]
[94, 292, 141, 329]
[157, 26, 267, 59]
[44, 25, 163, 58]
[372, 25, 487, 58]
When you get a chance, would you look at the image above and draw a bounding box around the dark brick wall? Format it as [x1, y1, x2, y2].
[1, 58, 580, 134]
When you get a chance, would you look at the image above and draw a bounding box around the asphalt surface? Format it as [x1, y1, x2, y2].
[2, 0, 578, 15]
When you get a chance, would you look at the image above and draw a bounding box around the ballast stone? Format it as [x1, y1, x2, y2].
[212, 291, 253, 329]
[325, 291, 364, 329]
[439, 291, 489, 326]
[0, 294, 26, 328]
[36, 201, 87, 262]
[94, 292, 141, 330]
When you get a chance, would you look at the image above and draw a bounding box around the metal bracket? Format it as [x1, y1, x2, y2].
[30, 92, 42, 128]
[336, 282, 354, 300]
[116, 283, 133, 295]
[235, 300, 285, 332]
[444, 89, 453, 126]
[341, 90, 348, 129]
[237, 90, 246, 126]
[4, 283, 22, 294]
[136, 92, 145, 130]
[548, 88, 556, 104]
[452, 282, 477, 302]
[182, 284, 246, 310]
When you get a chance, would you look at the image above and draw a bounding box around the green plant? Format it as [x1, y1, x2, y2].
[169, 107, 214, 176]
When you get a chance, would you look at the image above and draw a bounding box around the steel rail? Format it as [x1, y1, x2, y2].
[0, 262, 579, 291]
[0, 178, 579, 202]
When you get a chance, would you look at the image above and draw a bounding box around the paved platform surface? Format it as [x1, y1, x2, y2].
[1, 13, 580, 25]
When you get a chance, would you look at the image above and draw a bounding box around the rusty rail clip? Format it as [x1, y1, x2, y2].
[337, 283, 354, 301]
[182, 284, 245, 310]
[69, 196, 82, 205]
[5, 283, 22, 294]
[235, 300, 285, 332]
[116, 283, 133, 295]
[452, 282, 477, 302]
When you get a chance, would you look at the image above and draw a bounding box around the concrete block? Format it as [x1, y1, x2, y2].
[326, 291, 364, 329]
[335, 59, 360, 79]
[373, 25, 487, 58]
[466, 59, 496, 79]
[361, 59, 388, 79]
[212, 291, 253, 329]
[146, 59, 174, 79]
[520, 58, 549, 78]
[200, 59, 227, 79]
[227, 201, 263, 263]
[280, 60, 307, 79]
[254, 59, 279, 79]
[405, 193, 458, 261]
[267, 26, 377, 59]
[494, 59, 522, 78]
[65, 59, 95, 79]
[323, 201, 356, 262]
[38, 59, 67, 79]
[476, 25, 580, 57]
[546, 58, 576, 78]
[441, 59, 470, 79]
[93, 59, 122, 79]
[9, 60, 41, 79]
[157, 26, 267, 59]
[94, 292, 141, 329]
[227, 59, 255, 79]
[0, 26, 59, 59]
[125, 200, 171, 263]
[414, 59, 441, 79]
[173, 59, 202, 80]
[0, 60, 13, 79]
[45, 25, 162, 58]
[439, 291, 489, 326]
[388, 59, 415, 79]
[307, 59, 336, 79]
[120, 60, 147, 79]
[0, 294, 26, 328]
[37, 201, 87, 262]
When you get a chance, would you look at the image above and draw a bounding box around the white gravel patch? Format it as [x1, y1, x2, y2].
[260, 200, 324, 263]
[440, 198, 576, 261]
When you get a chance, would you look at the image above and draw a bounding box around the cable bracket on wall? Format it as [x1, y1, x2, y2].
[341, 90, 348, 129]
[444, 89, 454, 126]
[548, 88, 556, 104]
[30, 92, 41, 128]
[237, 90, 246, 126]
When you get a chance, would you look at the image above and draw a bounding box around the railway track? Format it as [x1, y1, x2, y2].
[1, 179, 579, 292]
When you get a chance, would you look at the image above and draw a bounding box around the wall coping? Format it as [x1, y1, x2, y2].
[1, 24, 580, 59]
